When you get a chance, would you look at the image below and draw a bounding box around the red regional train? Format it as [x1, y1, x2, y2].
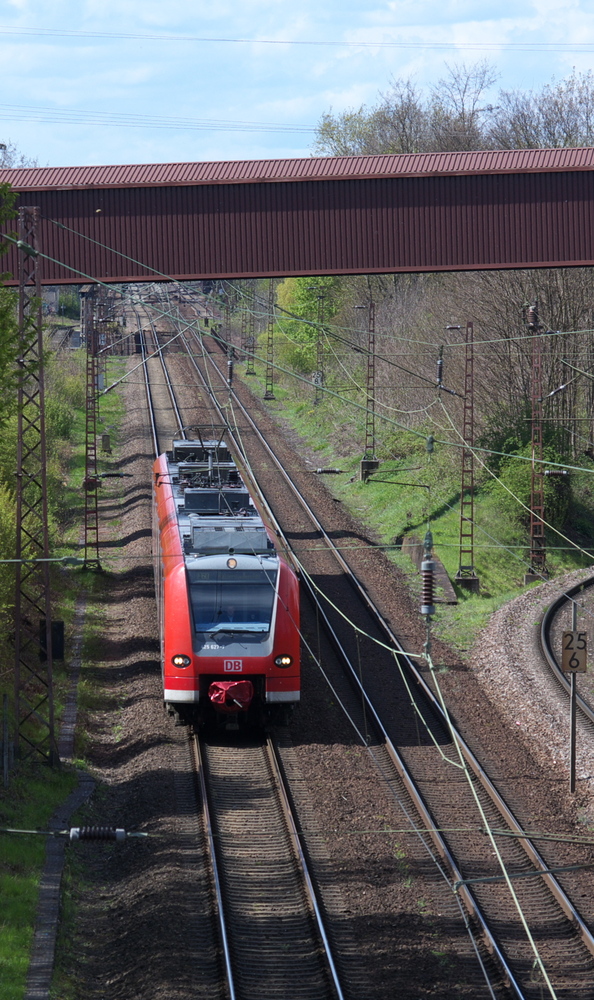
[152, 432, 300, 727]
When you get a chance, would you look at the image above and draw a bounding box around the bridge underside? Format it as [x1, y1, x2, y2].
[1, 155, 594, 284]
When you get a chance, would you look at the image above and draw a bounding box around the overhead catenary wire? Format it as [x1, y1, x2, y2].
[437, 399, 594, 571]
[36, 214, 594, 408]
[11, 223, 594, 478]
[1, 24, 593, 54]
[116, 310, 594, 479]
[31, 275, 594, 982]
[6, 211, 592, 976]
[214, 333, 562, 992]
[26, 212, 594, 365]
[193, 352, 511, 998]
[30, 286, 594, 980]
[423, 647, 560, 998]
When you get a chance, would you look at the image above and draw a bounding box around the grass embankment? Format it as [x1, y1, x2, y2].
[0, 351, 127, 1000]
[255, 376, 594, 655]
[0, 768, 78, 1000]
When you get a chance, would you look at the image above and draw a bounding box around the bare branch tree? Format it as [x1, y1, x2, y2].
[429, 61, 499, 151]
[0, 140, 37, 168]
[489, 70, 594, 149]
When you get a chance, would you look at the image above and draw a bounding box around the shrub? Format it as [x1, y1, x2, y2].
[487, 444, 570, 530]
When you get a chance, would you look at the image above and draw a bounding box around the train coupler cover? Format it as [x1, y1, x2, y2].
[208, 679, 254, 713]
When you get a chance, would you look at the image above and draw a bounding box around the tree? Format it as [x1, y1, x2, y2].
[313, 64, 594, 158]
[488, 70, 594, 149]
[428, 61, 498, 152]
[0, 140, 37, 168]
[274, 276, 342, 374]
[312, 62, 498, 157]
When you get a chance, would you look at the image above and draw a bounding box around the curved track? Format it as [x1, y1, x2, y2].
[541, 576, 594, 726]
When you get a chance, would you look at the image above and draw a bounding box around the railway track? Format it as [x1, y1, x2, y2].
[194, 732, 344, 1000]
[138, 305, 347, 1000]
[143, 311, 594, 999]
[541, 575, 594, 726]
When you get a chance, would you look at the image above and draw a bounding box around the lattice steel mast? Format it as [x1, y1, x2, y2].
[363, 300, 376, 459]
[13, 206, 58, 764]
[245, 284, 256, 376]
[359, 299, 379, 481]
[455, 322, 479, 592]
[527, 301, 547, 579]
[83, 289, 101, 570]
[264, 278, 275, 400]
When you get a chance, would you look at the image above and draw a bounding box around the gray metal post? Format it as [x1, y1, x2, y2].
[570, 600, 577, 793]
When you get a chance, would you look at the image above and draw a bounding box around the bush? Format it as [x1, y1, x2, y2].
[487, 444, 570, 530]
[46, 396, 75, 446]
[57, 290, 80, 320]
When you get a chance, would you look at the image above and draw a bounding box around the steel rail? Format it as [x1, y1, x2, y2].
[266, 736, 346, 1000]
[144, 312, 186, 439]
[191, 734, 237, 1000]
[180, 326, 594, 989]
[171, 327, 523, 997]
[541, 575, 594, 726]
[196, 728, 344, 1000]
[132, 309, 159, 459]
[141, 311, 237, 999]
[146, 321, 345, 1000]
[216, 348, 594, 960]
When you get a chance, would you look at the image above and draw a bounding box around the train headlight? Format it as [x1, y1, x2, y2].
[227, 557, 238, 569]
[274, 655, 293, 668]
[172, 654, 191, 668]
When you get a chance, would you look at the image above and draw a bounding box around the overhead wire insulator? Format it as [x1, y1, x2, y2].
[526, 301, 539, 330]
[421, 559, 435, 617]
[436, 346, 444, 387]
[421, 529, 435, 617]
[70, 826, 127, 842]
[421, 558, 435, 617]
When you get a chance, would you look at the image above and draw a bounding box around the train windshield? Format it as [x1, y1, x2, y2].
[188, 569, 278, 634]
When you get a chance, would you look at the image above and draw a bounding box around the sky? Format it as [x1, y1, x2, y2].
[1, 0, 594, 168]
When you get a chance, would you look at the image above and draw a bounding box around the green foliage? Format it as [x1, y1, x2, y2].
[46, 396, 76, 446]
[487, 444, 570, 530]
[277, 275, 342, 318]
[381, 429, 429, 461]
[274, 276, 343, 374]
[313, 65, 594, 157]
[0, 182, 17, 236]
[313, 106, 392, 156]
[0, 415, 17, 492]
[44, 348, 86, 447]
[57, 290, 80, 320]
[477, 402, 532, 472]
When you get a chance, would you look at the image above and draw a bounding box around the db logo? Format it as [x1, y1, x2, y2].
[224, 659, 243, 672]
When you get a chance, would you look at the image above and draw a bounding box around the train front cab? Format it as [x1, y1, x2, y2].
[186, 553, 300, 729]
[154, 443, 300, 730]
